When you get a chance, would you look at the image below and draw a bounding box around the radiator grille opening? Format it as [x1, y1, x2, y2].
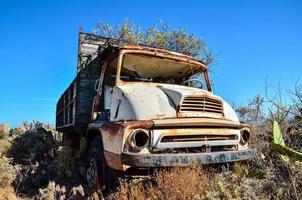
[151, 145, 237, 154]
[180, 96, 223, 114]
[161, 134, 237, 143]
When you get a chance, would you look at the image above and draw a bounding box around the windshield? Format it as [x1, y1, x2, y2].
[119, 53, 209, 90]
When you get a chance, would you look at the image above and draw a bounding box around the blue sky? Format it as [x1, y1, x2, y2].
[0, 0, 301, 127]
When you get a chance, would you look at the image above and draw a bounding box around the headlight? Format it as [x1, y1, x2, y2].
[240, 128, 250, 145]
[128, 129, 150, 149]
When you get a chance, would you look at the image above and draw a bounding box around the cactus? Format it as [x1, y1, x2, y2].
[270, 121, 302, 163]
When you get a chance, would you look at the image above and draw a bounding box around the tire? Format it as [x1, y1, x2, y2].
[85, 136, 116, 193]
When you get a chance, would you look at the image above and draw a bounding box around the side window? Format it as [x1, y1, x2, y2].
[103, 62, 117, 110]
[93, 57, 118, 121]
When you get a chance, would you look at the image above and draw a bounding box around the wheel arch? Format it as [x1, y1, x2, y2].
[86, 129, 103, 150]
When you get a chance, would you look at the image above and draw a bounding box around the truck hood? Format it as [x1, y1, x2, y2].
[110, 84, 239, 123]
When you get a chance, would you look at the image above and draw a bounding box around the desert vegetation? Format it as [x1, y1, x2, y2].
[0, 84, 301, 200]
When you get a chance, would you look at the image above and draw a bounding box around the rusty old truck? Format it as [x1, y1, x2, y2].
[56, 32, 256, 190]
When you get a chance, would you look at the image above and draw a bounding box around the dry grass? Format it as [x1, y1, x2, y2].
[0, 187, 20, 200]
[106, 157, 302, 200]
[107, 164, 268, 200]
[0, 156, 20, 200]
[108, 166, 212, 200]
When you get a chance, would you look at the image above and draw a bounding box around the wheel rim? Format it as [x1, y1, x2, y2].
[86, 158, 99, 189]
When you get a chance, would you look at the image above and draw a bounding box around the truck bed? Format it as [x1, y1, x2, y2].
[56, 32, 110, 135]
[56, 58, 100, 134]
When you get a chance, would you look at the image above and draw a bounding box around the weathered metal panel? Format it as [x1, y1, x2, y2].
[121, 149, 257, 167]
[77, 32, 107, 73]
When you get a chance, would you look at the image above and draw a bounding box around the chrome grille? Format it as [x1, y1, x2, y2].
[179, 96, 223, 114]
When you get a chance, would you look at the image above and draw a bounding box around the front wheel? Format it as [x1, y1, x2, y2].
[86, 136, 116, 193]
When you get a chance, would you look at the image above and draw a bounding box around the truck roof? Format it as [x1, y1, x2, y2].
[77, 32, 206, 73]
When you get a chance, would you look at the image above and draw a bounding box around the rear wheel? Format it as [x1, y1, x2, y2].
[86, 136, 116, 193]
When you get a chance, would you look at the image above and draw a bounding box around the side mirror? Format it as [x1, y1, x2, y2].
[94, 79, 100, 91]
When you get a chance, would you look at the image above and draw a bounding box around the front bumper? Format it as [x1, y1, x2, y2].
[121, 149, 256, 167]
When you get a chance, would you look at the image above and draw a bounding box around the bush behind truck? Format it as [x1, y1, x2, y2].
[56, 31, 256, 191]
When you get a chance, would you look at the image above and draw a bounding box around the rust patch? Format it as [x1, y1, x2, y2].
[152, 118, 242, 129]
[101, 122, 122, 135]
[121, 45, 204, 67]
[100, 120, 154, 138]
[121, 120, 154, 129]
[104, 151, 124, 170]
[240, 122, 251, 129]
